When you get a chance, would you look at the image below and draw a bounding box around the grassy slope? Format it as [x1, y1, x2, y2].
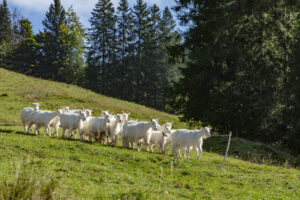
[0, 126, 299, 199]
[0, 68, 297, 166]
[0, 68, 299, 198]
[0, 68, 186, 128]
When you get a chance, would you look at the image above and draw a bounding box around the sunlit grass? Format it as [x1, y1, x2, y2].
[0, 126, 299, 199]
[0, 68, 299, 198]
[0, 68, 185, 128]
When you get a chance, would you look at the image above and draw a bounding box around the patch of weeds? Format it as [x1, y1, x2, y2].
[0, 161, 57, 200]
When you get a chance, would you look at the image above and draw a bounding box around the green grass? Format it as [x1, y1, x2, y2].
[0, 68, 299, 199]
[0, 68, 186, 128]
[0, 67, 298, 166]
[0, 126, 299, 199]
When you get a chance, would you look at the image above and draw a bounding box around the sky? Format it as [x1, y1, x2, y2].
[6, 0, 180, 34]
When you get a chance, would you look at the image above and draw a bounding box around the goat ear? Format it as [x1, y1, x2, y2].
[56, 107, 59, 110]
[80, 110, 82, 114]
[150, 116, 152, 121]
[121, 110, 124, 114]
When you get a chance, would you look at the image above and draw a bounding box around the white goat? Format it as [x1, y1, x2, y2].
[84, 112, 111, 143]
[49, 106, 71, 137]
[56, 107, 92, 138]
[20, 103, 40, 133]
[27, 109, 62, 135]
[122, 118, 159, 152]
[121, 111, 130, 123]
[62, 106, 92, 117]
[150, 122, 172, 153]
[171, 127, 211, 159]
[141, 122, 172, 153]
[59, 111, 87, 140]
[107, 114, 123, 145]
[164, 130, 174, 151]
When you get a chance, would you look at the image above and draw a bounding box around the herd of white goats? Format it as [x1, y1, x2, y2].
[20, 103, 211, 159]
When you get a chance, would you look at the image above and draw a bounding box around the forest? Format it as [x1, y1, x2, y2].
[0, 0, 299, 156]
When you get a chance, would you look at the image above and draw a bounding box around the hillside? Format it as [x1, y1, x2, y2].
[0, 68, 299, 198]
[0, 126, 299, 199]
[0, 68, 186, 128]
[0, 68, 298, 167]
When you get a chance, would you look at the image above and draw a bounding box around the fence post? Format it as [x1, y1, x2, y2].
[222, 131, 232, 166]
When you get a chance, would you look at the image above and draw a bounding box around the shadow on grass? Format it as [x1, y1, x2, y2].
[0, 129, 37, 137]
[0, 129, 14, 133]
[15, 131, 37, 137]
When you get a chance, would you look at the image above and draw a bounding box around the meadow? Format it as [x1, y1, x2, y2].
[0, 68, 299, 199]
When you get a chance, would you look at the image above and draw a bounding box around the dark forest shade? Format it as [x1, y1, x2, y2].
[170, 0, 300, 155]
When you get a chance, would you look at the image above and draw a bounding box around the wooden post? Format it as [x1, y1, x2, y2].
[222, 131, 232, 166]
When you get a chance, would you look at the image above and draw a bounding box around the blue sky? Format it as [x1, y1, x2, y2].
[7, 0, 180, 33]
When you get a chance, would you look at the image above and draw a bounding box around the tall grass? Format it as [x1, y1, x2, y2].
[0, 161, 57, 200]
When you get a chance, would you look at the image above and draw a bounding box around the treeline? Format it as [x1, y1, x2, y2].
[2, 0, 299, 156]
[0, 0, 181, 111]
[171, 0, 300, 155]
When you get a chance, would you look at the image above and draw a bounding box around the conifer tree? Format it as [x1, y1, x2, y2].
[58, 6, 86, 84]
[87, 0, 117, 94]
[132, 0, 150, 102]
[0, 0, 11, 43]
[9, 19, 39, 74]
[0, 0, 12, 67]
[39, 0, 66, 78]
[115, 0, 135, 99]
[171, 0, 300, 154]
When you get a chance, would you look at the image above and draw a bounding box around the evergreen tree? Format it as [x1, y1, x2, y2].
[142, 4, 163, 108]
[132, 0, 150, 102]
[10, 8, 23, 49]
[171, 0, 300, 154]
[159, 7, 181, 111]
[0, 0, 11, 43]
[87, 0, 117, 94]
[116, 0, 134, 99]
[39, 0, 66, 79]
[9, 19, 39, 74]
[0, 0, 12, 67]
[58, 6, 86, 85]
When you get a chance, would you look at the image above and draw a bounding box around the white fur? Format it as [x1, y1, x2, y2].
[122, 119, 159, 151]
[49, 106, 71, 137]
[121, 112, 130, 123]
[171, 127, 211, 159]
[107, 114, 123, 145]
[20, 103, 40, 133]
[150, 123, 172, 153]
[27, 109, 62, 136]
[59, 111, 87, 140]
[83, 113, 111, 143]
